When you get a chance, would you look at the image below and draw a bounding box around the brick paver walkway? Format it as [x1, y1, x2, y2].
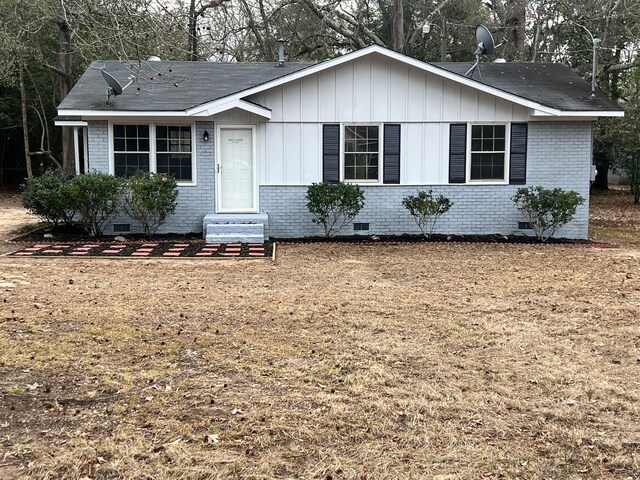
[9, 242, 269, 258]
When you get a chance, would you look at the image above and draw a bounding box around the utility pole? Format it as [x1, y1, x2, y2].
[591, 37, 601, 97]
[440, 17, 447, 61]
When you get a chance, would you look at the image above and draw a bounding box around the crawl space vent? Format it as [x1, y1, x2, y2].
[113, 223, 131, 233]
[518, 222, 532, 230]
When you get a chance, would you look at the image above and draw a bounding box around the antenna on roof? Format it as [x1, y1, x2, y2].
[465, 25, 507, 79]
[101, 70, 136, 106]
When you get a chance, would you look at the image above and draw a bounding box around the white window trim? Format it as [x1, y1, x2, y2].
[340, 123, 384, 184]
[466, 122, 510, 185]
[108, 121, 197, 186]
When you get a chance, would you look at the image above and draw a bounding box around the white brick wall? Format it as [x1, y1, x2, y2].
[87, 120, 215, 234]
[260, 122, 593, 239]
[86, 120, 592, 239]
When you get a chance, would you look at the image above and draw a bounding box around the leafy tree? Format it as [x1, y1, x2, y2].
[66, 172, 124, 236]
[512, 186, 585, 242]
[121, 172, 179, 236]
[306, 182, 365, 237]
[611, 88, 640, 204]
[21, 170, 76, 228]
[402, 190, 452, 237]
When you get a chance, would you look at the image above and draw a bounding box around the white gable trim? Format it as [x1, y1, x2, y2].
[533, 109, 624, 118]
[190, 99, 272, 118]
[59, 99, 272, 119]
[185, 45, 566, 117]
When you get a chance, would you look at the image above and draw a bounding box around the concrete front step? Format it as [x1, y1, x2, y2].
[205, 223, 265, 243]
[203, 213, 269, 243]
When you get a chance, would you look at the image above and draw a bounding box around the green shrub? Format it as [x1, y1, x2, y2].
[121, 172, 179, 236]
[306, 182, 365, 237]
[402, 190, 452, 237]
[511, 186, 585, 242]
[21, 170, 76, 228]
[67, 172, 124, 236]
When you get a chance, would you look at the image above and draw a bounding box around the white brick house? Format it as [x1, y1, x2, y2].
[56, 45, 623, 240]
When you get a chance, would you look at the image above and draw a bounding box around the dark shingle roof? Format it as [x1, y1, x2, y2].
[59, 54, 621, 113]
[432, 61, 622, 112]
[58, 60, 313, 111]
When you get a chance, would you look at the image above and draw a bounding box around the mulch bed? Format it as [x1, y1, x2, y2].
[8, 242, 272, 258]
[273, 233, 620, 248]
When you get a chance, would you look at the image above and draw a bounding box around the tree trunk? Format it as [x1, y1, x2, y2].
[440, 18, 447, 62]
[503, 0, 525, 61]
[188, 0, 198, 61]
[18, 62, 33, 179]
[391, 0, 404, 53]
[58, 20, 75, 174]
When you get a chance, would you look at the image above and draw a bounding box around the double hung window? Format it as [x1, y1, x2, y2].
[113, 125, 150, 178]
[343, 125, 380, 181]
[112, 124, 194, 183]
[156, 126, 192, 182]
[470, 124, 506, 181]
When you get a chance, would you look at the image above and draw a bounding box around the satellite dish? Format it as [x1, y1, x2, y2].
[101, 70, 136, 105]
[465, 25, 507, 79]
[102, 70, 123, 95]
[475, 25, 495, 56]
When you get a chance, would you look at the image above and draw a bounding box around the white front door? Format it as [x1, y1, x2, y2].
[217, 127, 256, 212]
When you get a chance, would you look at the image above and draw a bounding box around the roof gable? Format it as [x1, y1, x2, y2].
[186, 46, 561, 117]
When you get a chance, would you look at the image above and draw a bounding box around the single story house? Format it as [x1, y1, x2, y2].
[56, 45, 623, 241]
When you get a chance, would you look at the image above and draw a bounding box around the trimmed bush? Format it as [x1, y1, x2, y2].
[402, 190, 452, 237]
[512, 186, 585, 242]
[67, 172, 125, 236]
[21, 170, 76, 228]
[306, 182, 365, 237]
[121, 172, 179, 236]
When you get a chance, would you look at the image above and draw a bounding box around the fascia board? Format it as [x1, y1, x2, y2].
[57, 109, 188, 117]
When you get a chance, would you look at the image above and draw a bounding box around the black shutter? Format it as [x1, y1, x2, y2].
[322, 124, 340, 183]
[449, 124, 467, 183]
[383, 124, 401, 184]
[509, 123, 528, 185]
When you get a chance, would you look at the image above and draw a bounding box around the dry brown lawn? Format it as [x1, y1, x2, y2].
[590, 187, 640, 246]
[0, 189, 639, 480]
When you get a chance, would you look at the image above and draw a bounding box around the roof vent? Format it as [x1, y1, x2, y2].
[277, 38, 285, 66]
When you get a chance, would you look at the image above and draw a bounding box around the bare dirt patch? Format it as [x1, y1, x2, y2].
[0, 243, 639, 479]
[0, 187, 37, 255]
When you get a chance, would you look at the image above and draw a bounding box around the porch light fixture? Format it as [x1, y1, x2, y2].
[203, 130, 210, 142]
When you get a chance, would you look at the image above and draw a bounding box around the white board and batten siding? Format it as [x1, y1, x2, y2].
[244, 52, 531, 186]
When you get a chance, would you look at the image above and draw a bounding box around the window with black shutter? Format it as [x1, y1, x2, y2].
[322, 123, 401, 184]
